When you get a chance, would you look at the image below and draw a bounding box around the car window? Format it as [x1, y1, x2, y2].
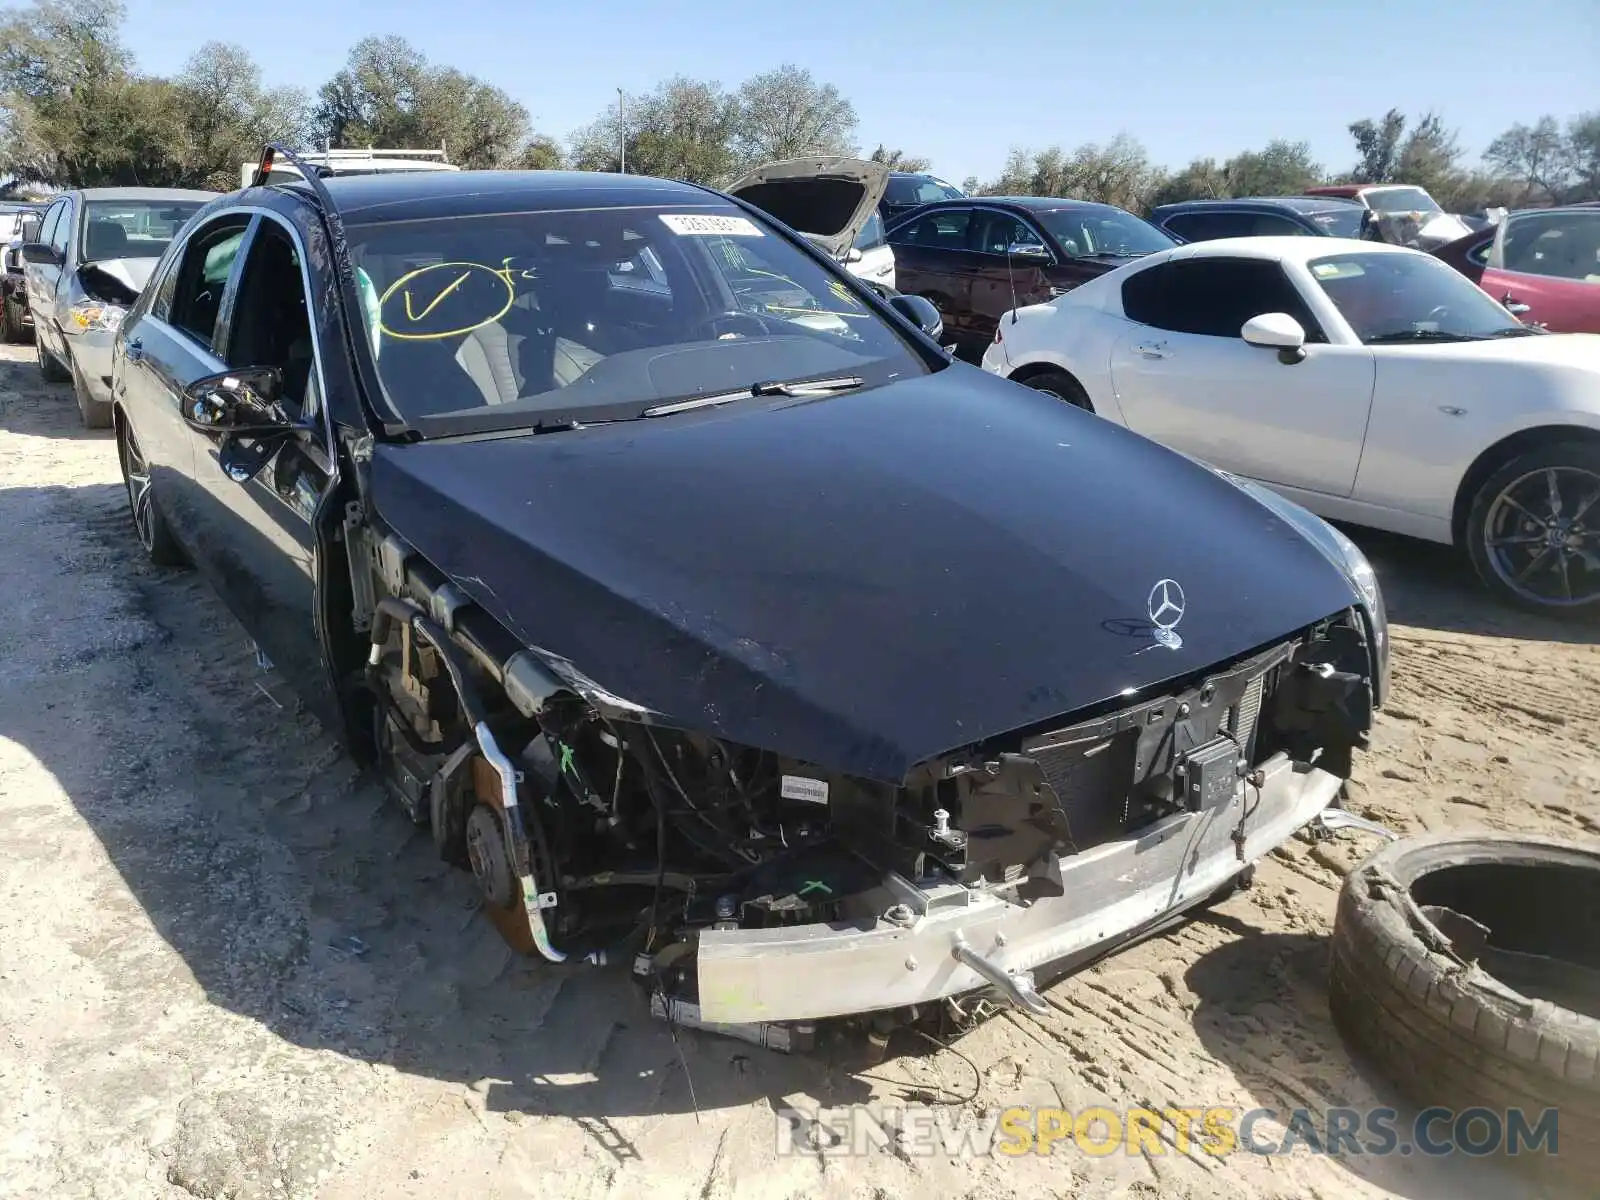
[47, 200, 73, 254]
[974, 211, 1046, 256]
[81, 199, 205, 262]
[36, 201, 64, 249]
[1162, 212, 1253, 242]
[1497, 212, 1600, 282]
[889, 207, 972, 251]
[222, 221, 317, 419]
[1364, 187, 1442, 216]
[1121, 258, 1325, 341]
[1247, 213, 1311, 236]
[854, 210, 886, 252]
[1308, 251, 1526, 343]
[344, 202, 929, 433]
[1306, 208, 1365, 238]
[164, 217, 251, 350]
[885, 176, 964, 208]
[1036, 208, 1176, 258]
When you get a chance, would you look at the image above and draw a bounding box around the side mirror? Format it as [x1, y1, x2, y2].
[1006, 242, 1052, 262]
[1241, 313, 1307, 364]
[20, 242, 61, 266]
[181, 367, 308, 480]
[888, 293, 943, 341]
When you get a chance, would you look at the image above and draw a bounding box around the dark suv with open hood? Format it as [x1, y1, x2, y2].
[105, 148, 1387, 1046]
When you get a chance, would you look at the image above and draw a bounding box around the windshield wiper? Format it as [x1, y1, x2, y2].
[642, 375, 863, 418]
[1366, 329, 1486, 344]
[1486, 325, 1545, 337]
[751, 375, 863, 397]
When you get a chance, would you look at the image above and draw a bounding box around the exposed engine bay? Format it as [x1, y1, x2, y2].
[347, 517, 1378, 1050]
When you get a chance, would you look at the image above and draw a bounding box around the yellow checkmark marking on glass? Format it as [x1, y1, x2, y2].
[404, 270, 472, 322]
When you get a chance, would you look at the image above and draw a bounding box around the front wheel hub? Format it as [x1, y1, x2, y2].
[465, 805, 517, 909]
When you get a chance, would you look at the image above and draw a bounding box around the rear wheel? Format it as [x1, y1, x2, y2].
[0, 296, 28, 344]
[1465, 443, 1600, 617]
[1017, 368, 1092, 411]
[116, 415, 185, 567]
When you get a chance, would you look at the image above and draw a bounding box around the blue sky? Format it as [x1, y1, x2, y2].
[120, 0, 1598, 184]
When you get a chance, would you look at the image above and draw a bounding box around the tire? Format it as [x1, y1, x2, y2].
[1329, 833, 1600, 1190]
[37, 329, 70, 382]
[70, 356, 112, 429]
[1464, 443, 1600, 618]
[0, 296, 27, 344]
[1017, 368, 1092, 411]
[116, 414, 185, 567]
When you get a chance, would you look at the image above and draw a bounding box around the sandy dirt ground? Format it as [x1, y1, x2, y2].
[1, 339, 1596, 1200]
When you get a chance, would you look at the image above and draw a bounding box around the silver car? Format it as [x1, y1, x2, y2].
[21, 186, 216, 427]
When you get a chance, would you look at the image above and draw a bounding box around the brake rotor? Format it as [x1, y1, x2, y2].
[467, 754, 539, 954]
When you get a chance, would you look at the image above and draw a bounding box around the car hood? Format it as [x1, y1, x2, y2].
[370, 366, 1362, 782]
[80, 256, 158, 295]
[726, 156, 890, 259]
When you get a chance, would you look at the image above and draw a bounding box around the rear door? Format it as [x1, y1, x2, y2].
[1482, 209, 1600, 333]
[1108, 256, 1376, 496]
[885, 205, 979, 342]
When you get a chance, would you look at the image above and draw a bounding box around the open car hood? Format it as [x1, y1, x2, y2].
[726, 156, 890, 259]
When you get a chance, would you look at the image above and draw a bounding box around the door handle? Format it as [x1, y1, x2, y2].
[1134, 343, 1168, 359]
[125, 336, 143, 361]
[1501, 293, 1530, 315]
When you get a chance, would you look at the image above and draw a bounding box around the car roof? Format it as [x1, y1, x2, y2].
[75, 187, 219, 203]
[1156, 196, 1363, 214]
[901, 195, 1126, 216]
[1161, 235, 1417, 264]
[304, 169, 719, 221]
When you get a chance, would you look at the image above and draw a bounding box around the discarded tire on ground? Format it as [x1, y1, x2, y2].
[1330, 833, 1600, 1189]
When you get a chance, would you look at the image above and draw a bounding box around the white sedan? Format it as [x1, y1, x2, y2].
[981, 236, 1600, 616]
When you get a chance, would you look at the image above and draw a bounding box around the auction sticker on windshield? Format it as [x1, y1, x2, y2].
[660, 213, 765, 237]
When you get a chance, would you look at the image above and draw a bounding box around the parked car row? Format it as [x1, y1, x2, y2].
[24, 145, 1393, 1044]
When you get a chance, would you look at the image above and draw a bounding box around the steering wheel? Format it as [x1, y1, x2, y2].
[688, 310, 776, 340]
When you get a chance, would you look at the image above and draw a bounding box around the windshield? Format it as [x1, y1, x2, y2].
[81, 199, 204, 261]
[885, 176, 964, 208]
[1037, 208, 1176, 258]
[346, 203, 928, 433]
[1364, 187, 1442, 216]
[1307, 207, 1366, 238]
[854, 210, 886, 252]
[1308, 252, 1526, 343]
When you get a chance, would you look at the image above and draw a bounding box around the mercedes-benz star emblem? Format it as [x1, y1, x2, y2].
[1146, 578, 1186, 649]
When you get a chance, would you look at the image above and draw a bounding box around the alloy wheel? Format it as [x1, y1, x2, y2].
[119, 423, 155, 552]
[1481, 465, 1600, 607]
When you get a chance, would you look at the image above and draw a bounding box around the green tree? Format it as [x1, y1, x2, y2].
[313, 36, 528, 168]
[868, 144, 930, 172]
[1144, 158, 1228, 208]
[1565, 111, 1600, 200]
[1483, 115, 1570, 201]
[731, 64, 857, 167]
[172, 42, 311, 189]
[1222, 139, 1322, 196]
[1347, 108, 1407, 183]
[508, 133, 564, 171]
[570, 76, 737, 182]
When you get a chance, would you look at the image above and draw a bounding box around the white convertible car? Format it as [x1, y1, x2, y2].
[982, 236, 1600, 616]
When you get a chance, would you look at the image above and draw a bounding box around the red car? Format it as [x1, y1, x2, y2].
[1432, 205, 1600, 334]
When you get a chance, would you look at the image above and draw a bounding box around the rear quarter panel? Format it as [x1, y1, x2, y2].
[991, 302, 1131, 424]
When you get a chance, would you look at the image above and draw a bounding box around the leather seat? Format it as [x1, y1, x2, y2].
[85, 219, 129, 260]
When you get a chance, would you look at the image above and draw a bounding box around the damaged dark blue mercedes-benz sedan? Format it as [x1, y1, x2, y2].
[108, 146, 1388, 1049]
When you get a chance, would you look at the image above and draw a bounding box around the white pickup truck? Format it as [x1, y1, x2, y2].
[239, 146, 461, 190]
